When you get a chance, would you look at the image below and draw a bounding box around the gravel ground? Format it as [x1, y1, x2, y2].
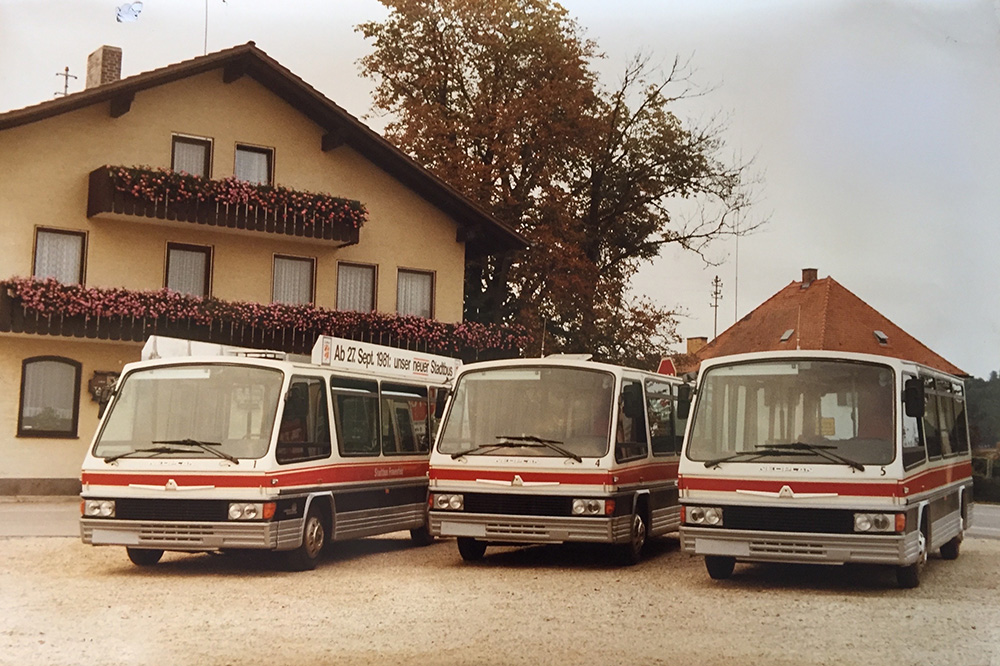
[1, 534, 998, 666]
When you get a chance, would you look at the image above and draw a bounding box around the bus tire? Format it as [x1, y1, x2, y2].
[705, 555, 735, 580]
[126, 547, 163, 566]
[410, 525, 434, 547]
[284, 506, 327, 572]
[457, 537, 487, 561]
[619, 512, 647, 566]
[940, 535, 961, 560]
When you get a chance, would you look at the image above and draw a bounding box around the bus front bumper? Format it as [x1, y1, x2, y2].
[429, 511, 632, 544]
[680, 525, 922, 566]
[80, 517, 305, 552]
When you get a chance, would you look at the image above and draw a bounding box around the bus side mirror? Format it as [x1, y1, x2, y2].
[677, 384, 692, 419]
[622, 385, 643, 419]
[434, 390, 448, 419]
[904, 378, 925, 418]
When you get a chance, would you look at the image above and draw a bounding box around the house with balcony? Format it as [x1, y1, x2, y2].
[0, 42, 526, 495]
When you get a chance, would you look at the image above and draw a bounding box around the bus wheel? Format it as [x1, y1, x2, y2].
[285, 507, 326, 572]
[619, 512, 647, 566]
[705, 555, 735, 580]
[457, 537, 487, 561]
[126, 547, 163, 566]
[940, 535, 962, 560]
[410, 525, 434, 547]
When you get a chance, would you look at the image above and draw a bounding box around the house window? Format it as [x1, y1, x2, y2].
[337, 263, 376, 312]
[235, 144, 273, 185]
[273, 255, 315, 305]
[18, 356, 82, 438]
[171, 135, 212, 177]
[33, 228, 85, 284]
[397, 269, 433, 318]
[165, 243, 211, 297]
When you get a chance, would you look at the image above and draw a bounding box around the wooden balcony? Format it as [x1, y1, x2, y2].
[87, 166, 362, 245]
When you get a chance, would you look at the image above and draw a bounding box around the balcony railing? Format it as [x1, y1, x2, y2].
[87, 166, 365, 245]
[0, 278, 528, 361]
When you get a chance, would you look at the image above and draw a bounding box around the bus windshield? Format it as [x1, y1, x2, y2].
[686, 359, 895, 467]
[93, 364, 284, 461]
[437, 366, 616, 459]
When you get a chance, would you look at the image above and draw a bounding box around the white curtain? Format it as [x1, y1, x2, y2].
[34, 230, 83, 284]
[172, 139, 209, 177]
[167, 247, 208, 296]
[397, 270, 432, 318]
[337, 264, 375, 312]
[235, 147, 271, 184]
[273, 256, 313, 305]
[21, 360, 77, 432]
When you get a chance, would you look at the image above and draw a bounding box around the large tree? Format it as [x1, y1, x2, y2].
[358, 0, 757, 367]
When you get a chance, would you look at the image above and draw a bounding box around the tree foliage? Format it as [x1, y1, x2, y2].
[967, 370, 1000, 450]
[358, 0, 759, 368]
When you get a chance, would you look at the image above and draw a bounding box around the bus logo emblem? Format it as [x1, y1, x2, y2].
[778, 485, 794, 498]
[512, 475, 524, 487]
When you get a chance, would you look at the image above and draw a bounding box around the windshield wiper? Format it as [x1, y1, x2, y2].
[152, 438, 239, 464]
[703, 448, 791, 469]
[757, 442, 865, 472]
[104, 446, 193, 463]
[496, 435, 583, 463]
[451, 442, 516, 459]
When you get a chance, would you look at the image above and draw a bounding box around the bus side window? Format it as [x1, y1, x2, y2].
[921, 377, 943, 459]
[901, 373, 926, 468]
[645, 378, 676, 456]
[951, 386, 970, 454]
[616, 381, 649, 462]
[276, 377, 332, 464]
[332, 377, 379, 456]
[381, 383, 429, 455]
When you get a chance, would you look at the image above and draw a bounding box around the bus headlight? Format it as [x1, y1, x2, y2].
[228, 502, 275, 520]
[432, 494, 464, 511]
[853, 512, 898, 533]
[571, 499, 606, 516]
[686, 506, 723, 527]
[83, 499, 116, 518]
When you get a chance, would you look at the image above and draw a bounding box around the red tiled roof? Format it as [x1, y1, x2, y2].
[674, 275, 965, 377]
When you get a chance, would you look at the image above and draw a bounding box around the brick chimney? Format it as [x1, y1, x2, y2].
[86, 46, 122, 89]
[801, 267, 818, 287]
[687, 337, 708, 355]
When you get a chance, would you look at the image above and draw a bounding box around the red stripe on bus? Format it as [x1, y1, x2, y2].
[430, 461, 679, 486]
[81, 460, 429, 489]
[679, 460, 971, 498]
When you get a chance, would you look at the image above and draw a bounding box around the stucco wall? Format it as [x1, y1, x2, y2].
[0, 68, 472, 491]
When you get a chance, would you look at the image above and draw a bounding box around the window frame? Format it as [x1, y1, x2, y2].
[17, 356, 82, 438]
[234, 143, 274, 185]
[272, 254, 316, 305]
[396, 268, 435, 319]
[337, 262, 377, 313]
[164, 242, 212, 297]
[170, 134, 213, 177]
[32, 227, 87, 285]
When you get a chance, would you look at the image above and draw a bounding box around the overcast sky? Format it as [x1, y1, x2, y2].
[2, 0, 997, 378]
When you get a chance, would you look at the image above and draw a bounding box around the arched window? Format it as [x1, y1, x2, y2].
[18, 356, 82, 438]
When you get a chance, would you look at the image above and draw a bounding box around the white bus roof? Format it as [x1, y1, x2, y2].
[139, 335, 461, 385]
[695, 349, 963, 379]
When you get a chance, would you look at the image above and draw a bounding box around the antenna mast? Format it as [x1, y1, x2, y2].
[54, 67, 77, 96]
[710, 275, 723, 339]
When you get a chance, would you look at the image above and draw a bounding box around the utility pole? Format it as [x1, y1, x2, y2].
[710, 275, 723, 339]
[54, 67, 77, 96]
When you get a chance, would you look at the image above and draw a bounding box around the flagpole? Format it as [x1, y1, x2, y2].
[204, 0, 209, 55]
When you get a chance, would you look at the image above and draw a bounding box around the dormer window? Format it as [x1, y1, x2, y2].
[235, 144, 273, 185]
[874, 330, 889, 345]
